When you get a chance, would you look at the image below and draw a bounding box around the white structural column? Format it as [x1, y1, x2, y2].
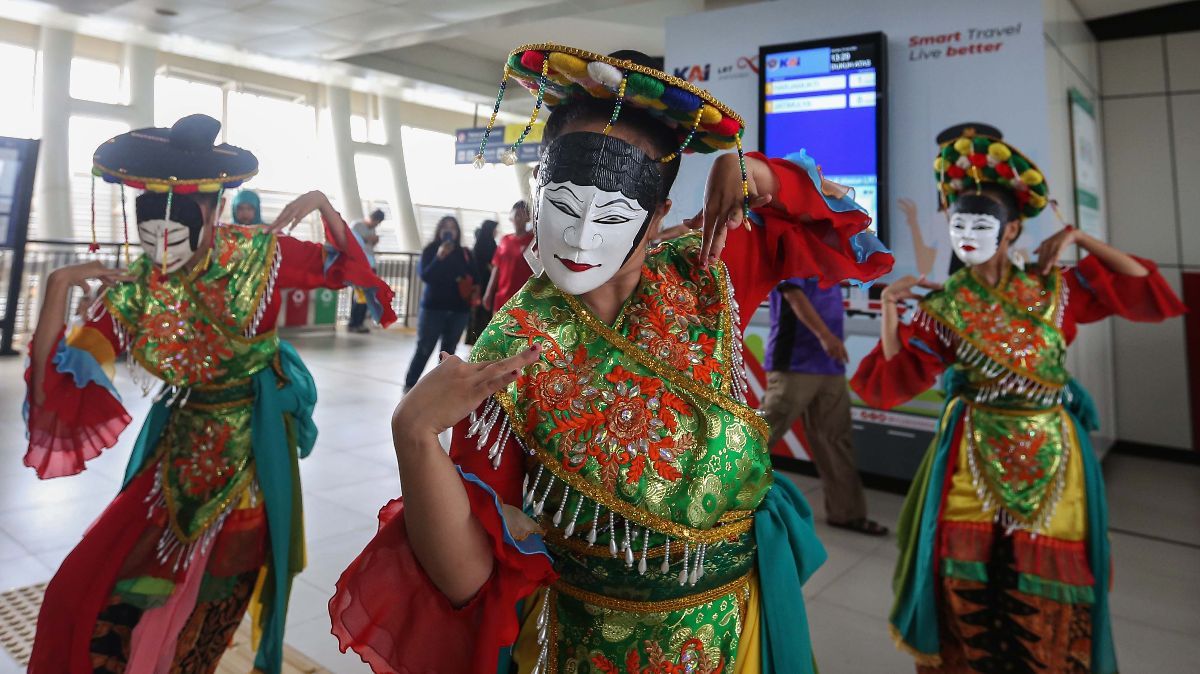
[323, 85, 364, 224]
[123, 43, 156, 129]
[36, 27, 74, 239]
[379, 96, 420, 250]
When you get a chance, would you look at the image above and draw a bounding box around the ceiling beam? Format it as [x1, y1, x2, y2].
[1086, 1, 1200, 40]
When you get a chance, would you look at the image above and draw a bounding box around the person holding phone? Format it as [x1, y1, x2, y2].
[403, 215, 479, 391]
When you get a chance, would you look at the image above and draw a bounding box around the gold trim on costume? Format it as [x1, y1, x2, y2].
[553, 571, 751, 613]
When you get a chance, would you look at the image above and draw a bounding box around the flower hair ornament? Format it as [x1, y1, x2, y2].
[933, 125, 1049, 220]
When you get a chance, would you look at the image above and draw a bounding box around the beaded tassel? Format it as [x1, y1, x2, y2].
[608, 511, 618, 557]
[501, 55, 550, 166]
[473, 66, 510, 169]
[119, 184, 131, 266]
[533, 474, 556, 517]
[659, 108, 703, 164]
[587, 502, 601, 545]
[552, 486, 570, 526]
[563, 494, 583, 537]
[602, 73, 628, 136]
[88, 174, 100, 252]
[735, 133, 752, 230]
[623, 519, 634, 567]
[678, 542, 690, 586]
[660, 539, 671, 574]
[638, 528, 650, 575]
[524, 465, 545, 507]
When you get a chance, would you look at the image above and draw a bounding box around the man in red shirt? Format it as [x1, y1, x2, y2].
[482, 200, 533, 311]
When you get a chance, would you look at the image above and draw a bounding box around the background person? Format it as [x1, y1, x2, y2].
[348, 208, 385, 333]
[466, 218, 499, 345]
[403, 215, 478, 391]
[761, 278, 886, 536]
[481, 200, 532, 312]
[231, 189, 264, 225]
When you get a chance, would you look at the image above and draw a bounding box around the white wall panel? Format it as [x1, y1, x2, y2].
[1100, 36, 1166, 96]
[1102, 96, 1177, 265]
[1113, 268, 1192, 449]
[1166, 30, 1200, 91]
[1173, 93, 1200, 267]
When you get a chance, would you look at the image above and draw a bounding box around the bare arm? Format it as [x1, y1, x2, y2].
[482, 268, 498, 310]
[391, 347, 540, 606]
[1037, 228, 1148, 277]
[269, 191, 348, 249]
[878, 275, 942, 360]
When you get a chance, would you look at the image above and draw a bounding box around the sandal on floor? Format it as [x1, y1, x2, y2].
[828, 517, 889, 537]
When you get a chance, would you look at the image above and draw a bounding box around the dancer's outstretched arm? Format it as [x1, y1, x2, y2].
[391, 347, 540, 606]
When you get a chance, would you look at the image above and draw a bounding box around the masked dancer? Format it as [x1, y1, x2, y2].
[329, 44, 893, 673]
[851, 125, 1185, 673]
[24, 114, 396, 674]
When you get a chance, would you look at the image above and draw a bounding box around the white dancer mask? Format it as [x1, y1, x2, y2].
[533, 132, 663, 296]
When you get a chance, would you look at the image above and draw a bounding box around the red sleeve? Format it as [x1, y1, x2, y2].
[723, 153, 893, 330]
[275, 215, 398, 326]
[850, 315, 951, 410]
[1064, 255, 1186, 333]
[25, 310, 131, 479]
[329, 403, 555, 674]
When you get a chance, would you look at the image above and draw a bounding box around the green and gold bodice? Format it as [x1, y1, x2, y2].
[470, 236, 771, 671]
[104, 225, 282, 390]
[101, 225, 282, 563]
[916, 264, 1074, 534]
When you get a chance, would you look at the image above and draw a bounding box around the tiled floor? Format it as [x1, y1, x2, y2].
[1, 329, 1198, 673]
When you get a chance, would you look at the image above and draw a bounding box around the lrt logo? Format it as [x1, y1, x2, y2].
[673, 64, 711, 82]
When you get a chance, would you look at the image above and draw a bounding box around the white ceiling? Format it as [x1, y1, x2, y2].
[8, 0, 1188, 103]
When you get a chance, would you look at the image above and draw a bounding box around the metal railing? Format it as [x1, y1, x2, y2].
[0, 238, 422, 350]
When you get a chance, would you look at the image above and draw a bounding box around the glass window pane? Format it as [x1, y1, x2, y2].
[70, 57, 123, 104]
[155, 75, 223, 128]
[59, 117, 131, 242]
[226, 90, 319, 193]
[400, 126, 522, 245]
[0, 43, 37, 138]
[350, 115, 368, 143]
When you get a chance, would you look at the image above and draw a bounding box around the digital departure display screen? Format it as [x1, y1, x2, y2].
[759, 32, 887, 239]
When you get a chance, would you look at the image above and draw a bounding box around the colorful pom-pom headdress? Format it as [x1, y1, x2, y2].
[475, 43, 752, 220]
[90, 114, 258, 265]
[934, 124, 1048, 220]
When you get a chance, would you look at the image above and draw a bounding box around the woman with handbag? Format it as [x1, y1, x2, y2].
[404, 215, 479, 392]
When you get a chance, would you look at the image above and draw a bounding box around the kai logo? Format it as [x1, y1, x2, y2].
[672, 64, 711, 82]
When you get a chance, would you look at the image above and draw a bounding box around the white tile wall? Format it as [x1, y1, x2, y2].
[1113, 268, 1192, 448]
[1102, 96, 1178, 263]
[1174, 93, 1200, 267]
[1099, 28, 1197, 451]
[1166, 31, 1200, 91]
[1100, 35, 1167, 96]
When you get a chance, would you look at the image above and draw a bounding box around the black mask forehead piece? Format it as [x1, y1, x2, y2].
[951, 193, 1011, 233]
[538, 132, 664, 212]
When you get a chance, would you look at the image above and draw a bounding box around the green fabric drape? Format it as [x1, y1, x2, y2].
[888, 372, 1116, 672]
[755, 476, 827, 674]
[121, 340, 317, 674]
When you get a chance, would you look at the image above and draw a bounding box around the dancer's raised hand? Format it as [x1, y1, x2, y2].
[392, 346, 541, 440]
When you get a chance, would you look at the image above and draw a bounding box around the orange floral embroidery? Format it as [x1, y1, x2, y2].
[173, 422, 235, 497]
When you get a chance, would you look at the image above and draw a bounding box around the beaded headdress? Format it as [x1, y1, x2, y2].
[934, 125, 1048, 220]
[475, 43, 752, 221]
[90, 114, 257, 267]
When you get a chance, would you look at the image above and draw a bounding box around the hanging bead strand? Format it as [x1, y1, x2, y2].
[735, 133, 752, 230]
[658, 107, 703, 164]
[473, 65, 510, 169]
[88, 173, 100, 252]
[602, 73, 628, 136]
[502, 55, 550, 166]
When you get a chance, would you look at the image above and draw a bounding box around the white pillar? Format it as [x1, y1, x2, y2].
[380, 96, 420, 251]
[323, 85, 364, 223]
[123, 43, 156, 128]
[515, 163, 535, 206]
[36, 27, 74, 239]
